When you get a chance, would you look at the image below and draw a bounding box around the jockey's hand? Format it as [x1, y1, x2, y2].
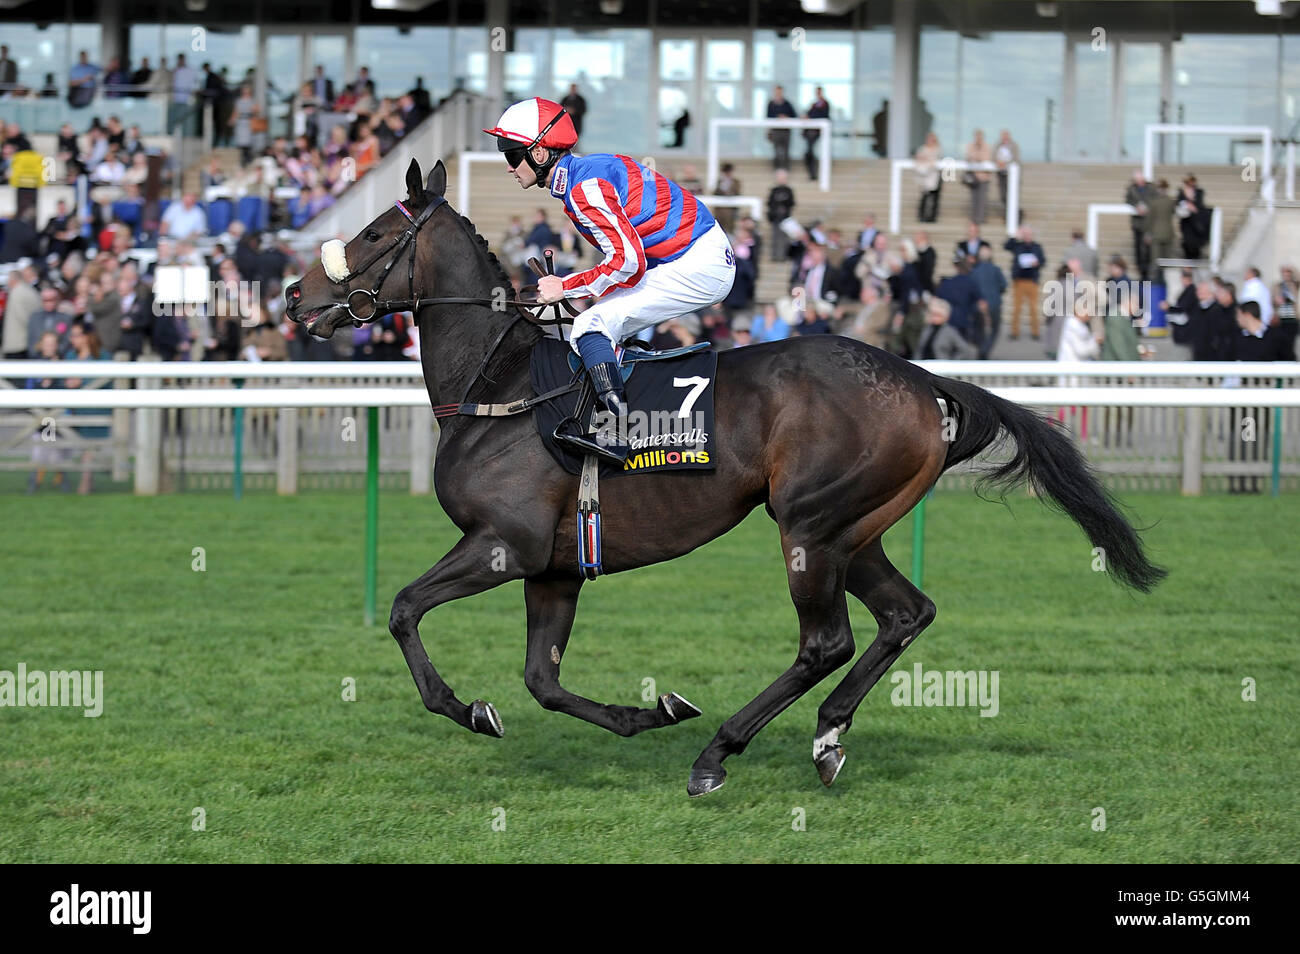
[538, 275, 565, 304]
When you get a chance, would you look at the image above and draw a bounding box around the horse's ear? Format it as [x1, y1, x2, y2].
[405, 158, 423, 203]
[425, 160, 447, 198]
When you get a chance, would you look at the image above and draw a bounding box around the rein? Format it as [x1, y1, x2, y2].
[326, 194, 580, 327]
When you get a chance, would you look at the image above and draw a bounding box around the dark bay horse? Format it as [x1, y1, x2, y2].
[284, 158, 1165, 796]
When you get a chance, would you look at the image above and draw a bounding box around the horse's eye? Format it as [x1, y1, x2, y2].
[366, 230, 380, 242]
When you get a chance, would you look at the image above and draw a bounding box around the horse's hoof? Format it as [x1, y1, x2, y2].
[658, 692, 702, 724]
[815, 745, 846, 787]
[687, 767, 727, 798]
[470, 699, 504, 738]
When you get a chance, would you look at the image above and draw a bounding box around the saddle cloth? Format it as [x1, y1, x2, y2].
[529, 336, 718, 477]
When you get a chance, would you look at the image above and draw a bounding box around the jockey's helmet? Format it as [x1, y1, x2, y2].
[483, 97, 578, 188]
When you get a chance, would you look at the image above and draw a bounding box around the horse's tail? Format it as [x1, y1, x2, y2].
[928, 373, 1167, 593]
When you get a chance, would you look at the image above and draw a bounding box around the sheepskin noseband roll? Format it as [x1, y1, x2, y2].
[321, 239, 351, 283]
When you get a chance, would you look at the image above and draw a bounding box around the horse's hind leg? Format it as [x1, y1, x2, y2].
[813, 539, 936, 786]
[389, 533, 524, 736]
[522, 576, 701, 737]
[687, 537, 855, 797]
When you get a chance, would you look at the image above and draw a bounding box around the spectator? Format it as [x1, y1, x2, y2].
[62, 322, 111, 494]
[993, 129, 1019, 211]
[916, 297, 977, 360]
[842, 281, 891, 349]
[407, 76, 431, 114]
[936, 254, 986, 350]
[0, 206, 41, 262]
[1240, 266, 1273, 328]
[351, 119, 380, 177]
[1177, 175, 1209, 260]
[955, 221, 990, 263]
[766, 169, 796, 262]
[677, 163, 704, 194]
[27, 285, 68, 356]
[915, 131, 942, 223]
[1061, 229, 1099, 278]
[1227, 300, 1288, 492]
[3, 268, 40, 358]
[1161, 267, 1198, 359]
[912, 231, 937, 293]
[116, 268, 153, 359]
[1145, 179, 1176, 267]
[171, 53, 199, 106]
[39, 73, 60, 98]
[149, 56, 172, 100]
[67, 50, 100, 108]
[0, 45, 16, 92]
[724, 225, 758, 313]
[750, 302, 791, 343]
[561, 83, 588, 140]
[970, 244, 1007, 359]
[311, 65, 335, 106]
[1273, 265, 1298, 361]
[24, 331, 68, 493]
[242, 302, 288, 361]
[103, 57, 128, 98]
[766, 85, 796, 171]
[793, 294, 832, 335]
[1056, 302, 1102, 390]
[1207, 280, 1239, 361]
[730, 314, 753, 348]
[1099, 262, 1143, 363]
[964, 129, 993, 224]
[857, 213, 880, 253]
[1124, 170, 1153, 280]
[130, 57, 154, 99]
[714, 162, 741, 233]
[803, 85, 830, 181]
[160, 192, 207, 240]
[800, 244, 833, 314]
[1003, 224, 1046, 340]
[885, 251, 926, 357]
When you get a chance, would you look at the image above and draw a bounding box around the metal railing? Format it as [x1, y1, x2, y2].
[1, 361, 1296, 497]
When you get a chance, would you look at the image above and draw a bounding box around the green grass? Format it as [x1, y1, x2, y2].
[1, 487, 1296, 863]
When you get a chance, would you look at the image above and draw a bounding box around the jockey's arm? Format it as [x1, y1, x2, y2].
[558, 177, 647, 300]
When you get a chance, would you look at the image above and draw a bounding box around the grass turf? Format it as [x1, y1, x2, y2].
[0, 488, 1296, 863]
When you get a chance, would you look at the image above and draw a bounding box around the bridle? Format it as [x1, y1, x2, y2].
[320, 191, 579, 327]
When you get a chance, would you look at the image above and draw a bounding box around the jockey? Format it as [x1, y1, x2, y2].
[484, 97, 736, 464]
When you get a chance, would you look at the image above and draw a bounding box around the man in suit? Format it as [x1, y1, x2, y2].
[1061, 230, 1099, 278]
[955, 221, 990, 264]
[857, 213, 879, 253]
[1227, 300, 1288, 492]
[311, 66, 335, 108]
[129, 57, 153, 98]
[561, 84, 588, 140]
[1124, 171, 1154, 281]
[766, 85, 796, 171]
[1144, 179, 1177, 267]
[766, 169, 796, 262]
[803, 86, 830, 181]
[936, 254, 987, 350]
[0, 45, 18, 92]
[0, 207, 41, 263]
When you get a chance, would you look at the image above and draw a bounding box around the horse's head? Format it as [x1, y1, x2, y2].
[284, 157, 448, 339]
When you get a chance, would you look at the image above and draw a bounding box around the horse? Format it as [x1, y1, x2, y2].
[283, 158, 1166, 797]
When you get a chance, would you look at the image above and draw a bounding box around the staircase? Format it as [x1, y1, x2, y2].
[442, 156, 1262, 305]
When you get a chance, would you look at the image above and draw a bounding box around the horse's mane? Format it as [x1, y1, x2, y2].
[449, 209, 514, 291]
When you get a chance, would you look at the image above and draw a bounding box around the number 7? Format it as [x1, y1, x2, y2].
[672, 376, 710, 419]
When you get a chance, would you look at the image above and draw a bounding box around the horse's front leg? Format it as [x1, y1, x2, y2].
[389, 533, 522, 736]
[522, 576, 701, 737]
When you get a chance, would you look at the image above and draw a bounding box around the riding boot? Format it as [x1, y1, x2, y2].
[553, 361, 630, 464]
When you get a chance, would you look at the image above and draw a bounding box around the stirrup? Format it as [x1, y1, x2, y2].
[553, 419, 628, 465]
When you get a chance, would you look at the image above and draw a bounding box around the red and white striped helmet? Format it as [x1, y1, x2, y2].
[483, 98, 578, 150]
